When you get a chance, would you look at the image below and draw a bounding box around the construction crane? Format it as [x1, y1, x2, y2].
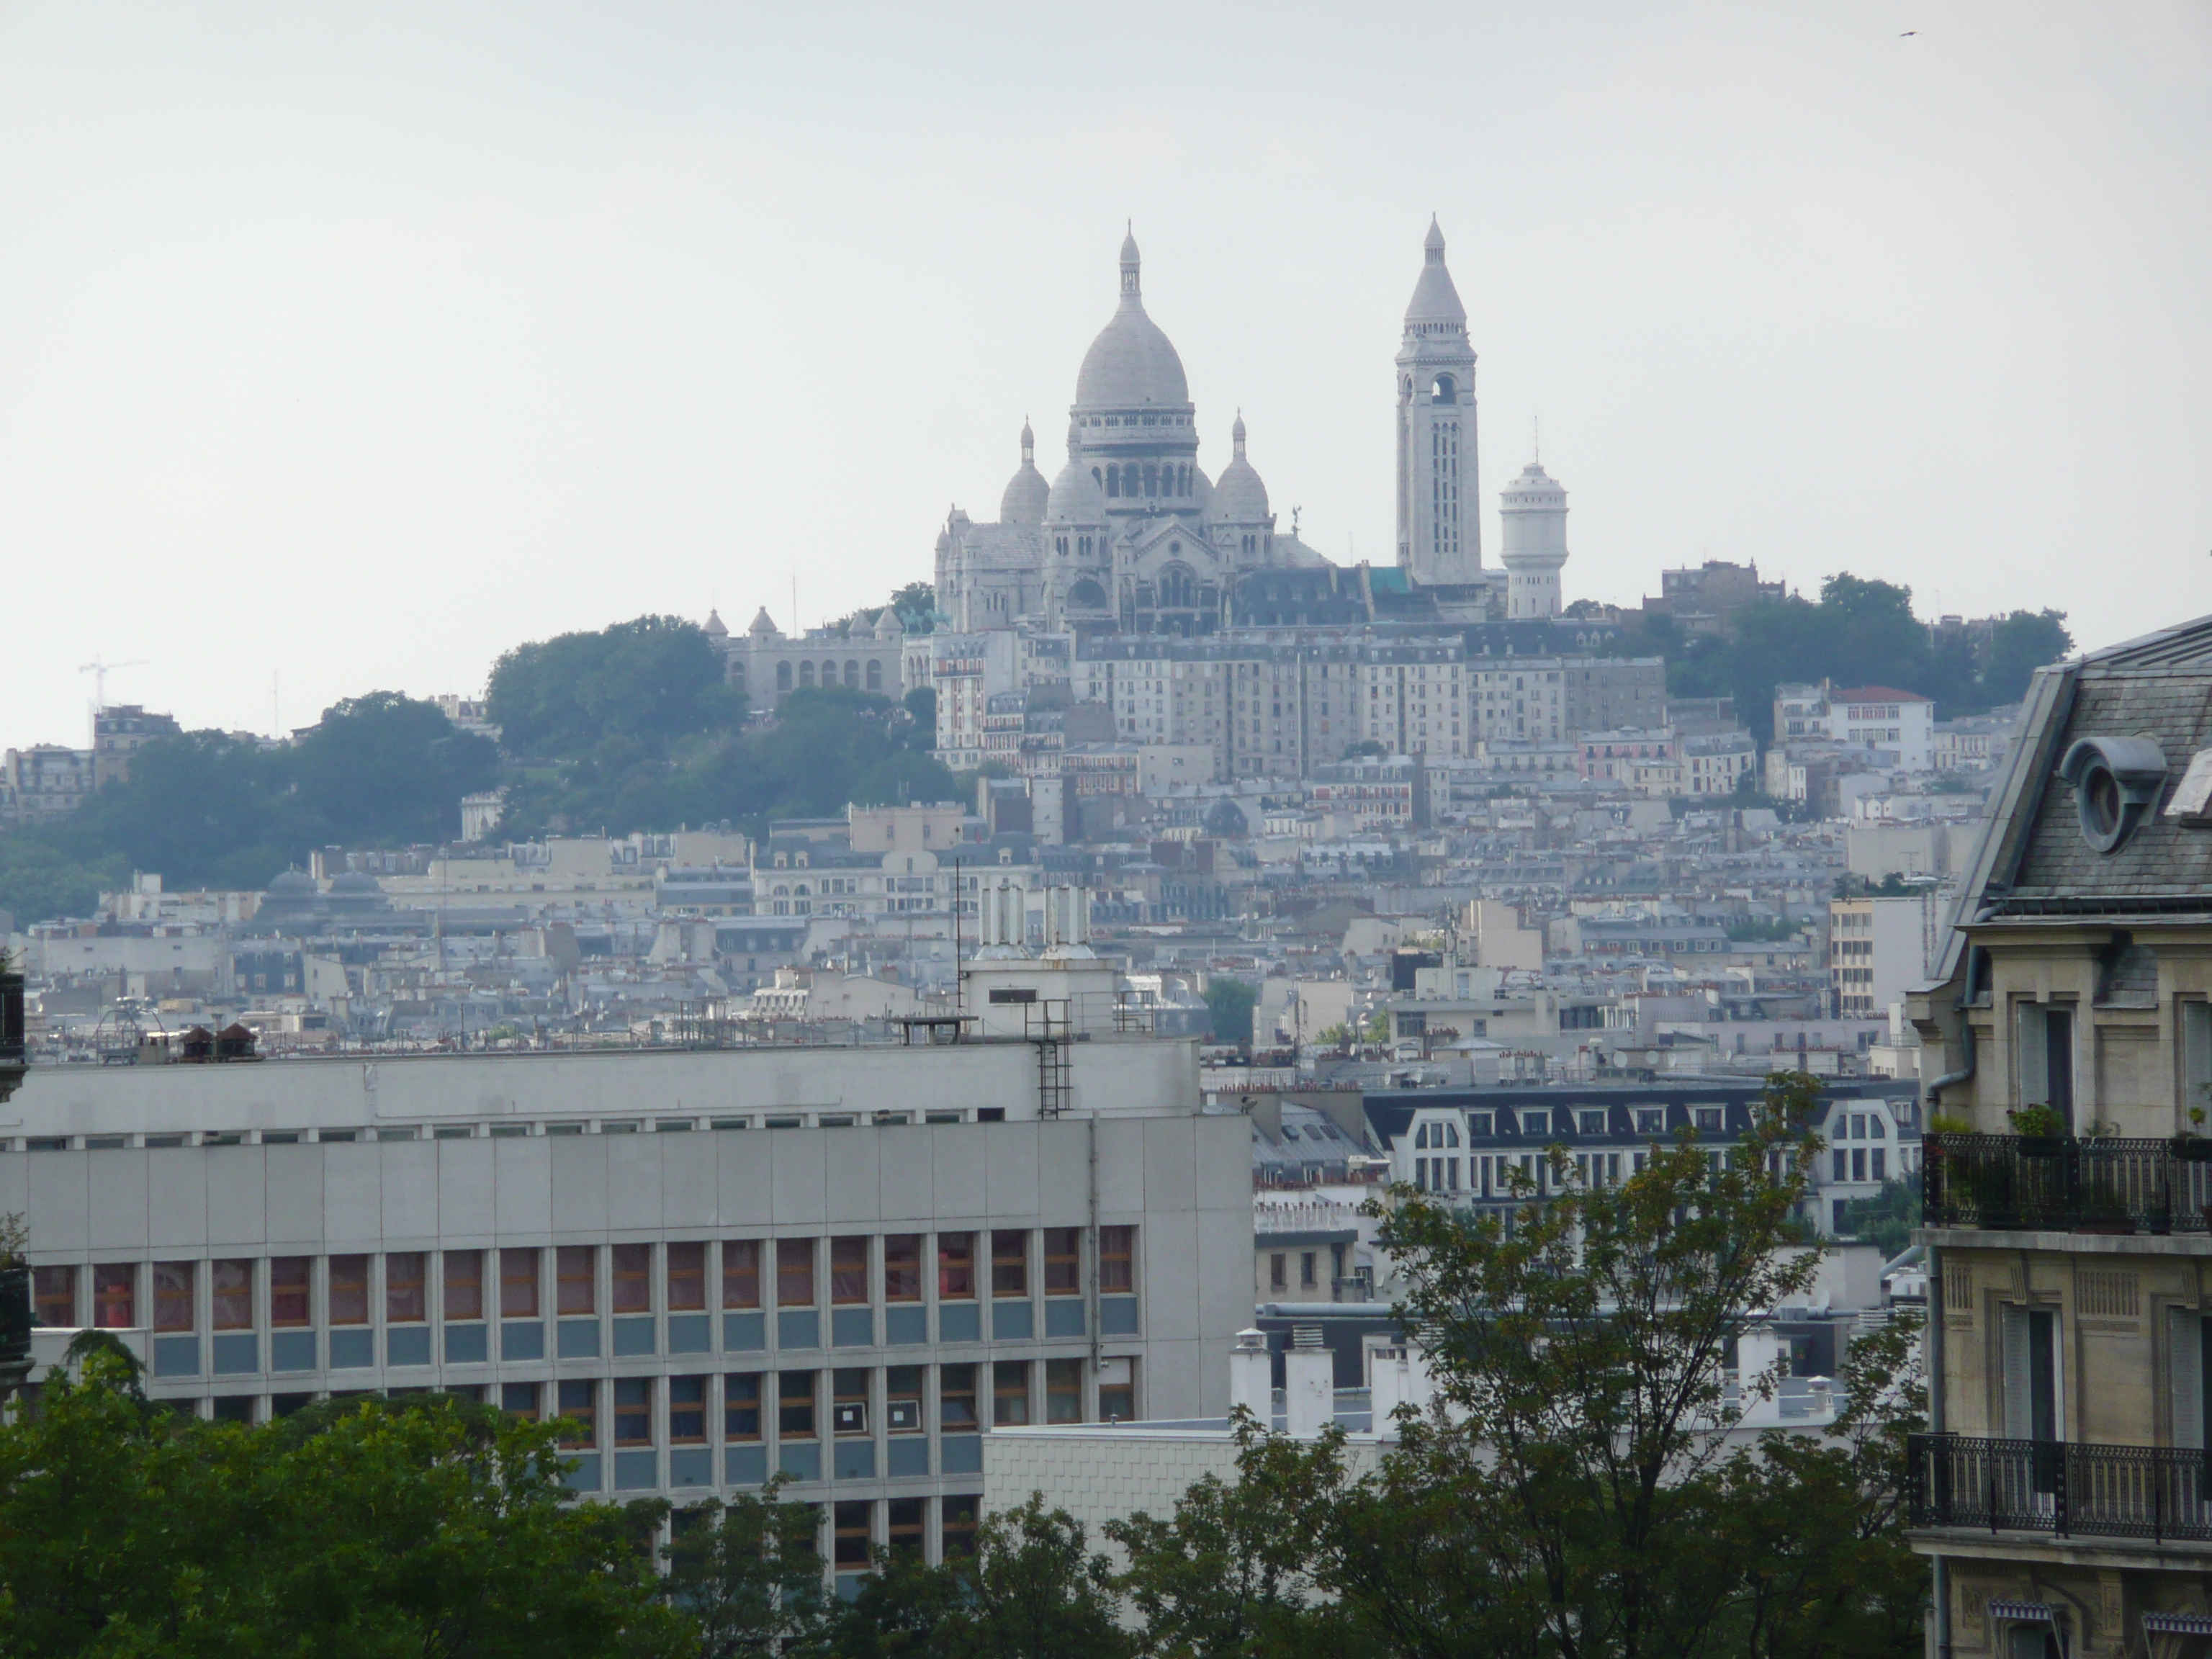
[78, 657, 148, 711]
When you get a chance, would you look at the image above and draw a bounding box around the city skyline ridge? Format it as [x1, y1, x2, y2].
[1, 3, 2205, 745]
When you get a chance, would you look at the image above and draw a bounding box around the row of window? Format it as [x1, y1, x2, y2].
[11, 1108, 1028, 1151]
[32, 1231, 1138, 1334]
[169, 1359, 1125, 1441]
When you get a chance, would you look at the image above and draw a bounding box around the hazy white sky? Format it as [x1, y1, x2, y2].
[2, 2, 2207, 746]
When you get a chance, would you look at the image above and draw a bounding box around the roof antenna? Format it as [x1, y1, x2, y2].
[1533, 414, 1540, 464]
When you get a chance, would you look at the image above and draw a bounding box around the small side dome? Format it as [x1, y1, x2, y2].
[1047, 445, 1109, 525]
[747, 607, 781, 639]
[703, 608, 729, 638]
[1000, 423, 1050, 525]
[264, 869, 315, 897]
[1209, 412, 1269, 524]
[874, 606, 906, 641]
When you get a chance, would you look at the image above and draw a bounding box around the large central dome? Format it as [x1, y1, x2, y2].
[1074, 230, 1190, 410]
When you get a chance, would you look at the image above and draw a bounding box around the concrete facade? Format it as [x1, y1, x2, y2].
[7, 1032, 1250, 1583]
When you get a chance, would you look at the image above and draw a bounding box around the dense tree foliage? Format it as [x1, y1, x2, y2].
[1202, 977, 1259, 1046]
[0, 1354, 684, 1658]
[487, 616, 739, 761]
[1661, 572, 2070, 739]
[0, 693, 498, 924]
[1086, 1070, 1928, 1659]
[495, 684, 958, 841]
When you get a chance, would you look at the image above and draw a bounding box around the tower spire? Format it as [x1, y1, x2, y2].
[1119, 222, 1141, 299]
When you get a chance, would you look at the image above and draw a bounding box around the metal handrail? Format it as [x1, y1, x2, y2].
[1908, 1432, 2212, 1543]
[1921, 1133, 2212, 1234]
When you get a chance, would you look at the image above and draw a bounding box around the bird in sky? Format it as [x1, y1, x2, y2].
[1900, 30, 1918, 35]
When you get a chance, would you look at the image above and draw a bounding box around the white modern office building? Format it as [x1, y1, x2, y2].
[4, 966, 1248, 1586]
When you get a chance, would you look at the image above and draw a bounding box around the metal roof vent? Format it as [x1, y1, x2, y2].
[2059, 736, 2167, 854]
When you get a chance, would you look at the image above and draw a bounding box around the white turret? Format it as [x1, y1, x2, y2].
[1395, 216, 1482, 585]
[1498, 459, 1568, 619]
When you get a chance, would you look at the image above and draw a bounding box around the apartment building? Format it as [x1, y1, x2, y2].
[1910, 616, 2212, 1658]
[7, 979, 1247, 1590]
[1827, 890, 1942, 1020]
[1365, 1081, 1914, 1238]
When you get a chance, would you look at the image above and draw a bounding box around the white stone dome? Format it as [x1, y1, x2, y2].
[1209, 413, 1269, 523]
[1074, 232, 1190, 409]
[1046, 453, 1108, 523]
[999, 418, 1049, 526]
[1403, 215, 1467, 328]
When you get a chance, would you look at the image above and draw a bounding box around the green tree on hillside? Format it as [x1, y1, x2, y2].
[487, 615, 738, 760]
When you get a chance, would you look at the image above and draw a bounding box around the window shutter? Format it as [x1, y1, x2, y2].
[2001, 1305, 2032, 1439]
[2177, 1308, 2206, 1451]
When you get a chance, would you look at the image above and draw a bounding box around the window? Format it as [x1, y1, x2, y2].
[443, 1251, 483, 1322]
[779, 1372, 817, 1439]
[503, 1382, 540, 1420]
[667, 1243, 706, 1313]
[557, 1380, 596, 1447]
[1300, 1252, 1317, 1289]
[940, 1364, 979, 1431]
[725, 1374, 763, 1441]
[2018, 1003, 2077, 1126]
[938, 1233, 975, 1300]
[1099, 1227, 1134, 1294]
[2000, 1305, 2061, 1452]
[1577, 1109, 1607, 1135]
[833, 1369, 869, 1436]
[1043, 1228, 1081, 1296]
[943, 1495, 979, 1559]
[1694, 1107, 1723, 1133]
[778, 1239, 817, 1307]
[994, 1361, 1030, 1426]
[212, 1260, 253, 1331]
[1635, 1107, 1666, 1136]
[500, 1249, 539, 1320]
[1833, 1148, 1848, 1182]
[884, 1236, 922, 1303]
[1100, 1361, 1135, 1424]
[153, 1262, 194, 1333]
[831, 1237, 869, 1305]
[557, 1248, 597, 1317]
[991, 1231, 1028, 1297]
[888, 1496, 925, 1560]
[329, 1256, 369, 1326]
[886, 1365, 924, 1434]
[612, 1244, 651, 1315]
[91, 1265, 134, 1336]
[1046, 1358, 1084, 1424]
[387, 1253, 426, 1324]
[2185, 1002, 2212, 1117]
[32, 1265, 75, 1328]
[613, 1377, 652, 1446]
[834, 1501, 872, 1570]
[1269, 1253, 1287, 1290]
[670, 1376, 707, 1444]
[723, 1241, 761, 1310]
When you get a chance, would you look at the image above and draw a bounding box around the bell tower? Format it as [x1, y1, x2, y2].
[1395, 217, 1481, 586]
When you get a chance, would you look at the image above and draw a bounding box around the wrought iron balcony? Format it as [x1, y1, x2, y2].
[1909, 1433, 2212, 1545]
[1920, 1132, 2212, 1234]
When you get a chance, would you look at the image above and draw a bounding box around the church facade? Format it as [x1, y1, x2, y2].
[935, 223, 1509, 644]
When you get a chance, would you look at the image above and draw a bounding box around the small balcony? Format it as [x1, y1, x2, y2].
[1908, 1432, 2212, 1546]
[1920, 1133, 2212, 1235]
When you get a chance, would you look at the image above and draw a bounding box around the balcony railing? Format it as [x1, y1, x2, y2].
[1908, 1433, 2212, 1544]
[1920, 1132, 2212, 1233]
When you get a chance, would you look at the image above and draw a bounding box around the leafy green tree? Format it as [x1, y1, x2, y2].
[290, 691, 502, 845]
[1202, 978, 1259, 1046]
[1106, 1416, 1352, 1659]
[940, 1495, 1128, 1659]
[1977, 608, 2072, 705]
[0, 1357, 687, 1658]
[657, 1480, 829, 1657]
[1163, 1069, 1924, 1659]
[487, 615, 737, 760]
[1834, 1177, 1921, 1258]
